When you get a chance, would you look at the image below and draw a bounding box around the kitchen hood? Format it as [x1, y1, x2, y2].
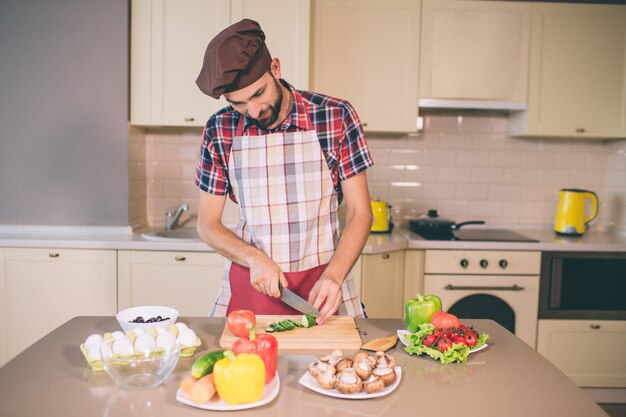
[418, 98, 527, 111]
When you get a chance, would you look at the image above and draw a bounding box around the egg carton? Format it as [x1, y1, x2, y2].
[80, 324, 202, 371]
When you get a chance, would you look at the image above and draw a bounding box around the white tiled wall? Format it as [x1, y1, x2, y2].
[129, 114, 626, 231]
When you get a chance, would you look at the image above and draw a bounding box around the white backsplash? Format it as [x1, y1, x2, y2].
[129, 113, 626, 231]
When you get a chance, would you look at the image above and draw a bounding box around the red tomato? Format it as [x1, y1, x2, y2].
[437, 336, 452, 352]
[465, 332, 478, 347]
[430, 311, 460, 330]
[451, 333, 467, 346]
[227, 309, 256, 337]
[459, 324, 470, 334]
[422, 334, 437, 347]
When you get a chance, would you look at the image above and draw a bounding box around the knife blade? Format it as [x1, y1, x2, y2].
[278, 283, 321, 317]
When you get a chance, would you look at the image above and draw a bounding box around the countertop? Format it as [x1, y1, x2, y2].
[0, 225, 625, 254]
[0, 316, 608, 417]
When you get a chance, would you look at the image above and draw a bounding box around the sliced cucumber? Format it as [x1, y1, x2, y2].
[302, 314, 317, 328]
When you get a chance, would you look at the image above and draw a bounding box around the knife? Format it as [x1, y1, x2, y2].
[278, 283, 321, 317]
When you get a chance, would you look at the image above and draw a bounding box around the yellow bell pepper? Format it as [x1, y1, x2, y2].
[213, 350, 265, 405]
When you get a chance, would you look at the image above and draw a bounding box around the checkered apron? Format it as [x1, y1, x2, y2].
[209, 117, 363, 317]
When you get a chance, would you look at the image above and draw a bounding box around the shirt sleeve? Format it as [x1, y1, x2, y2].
[194, 126, 230, 196]
[338, 101, 374, 181]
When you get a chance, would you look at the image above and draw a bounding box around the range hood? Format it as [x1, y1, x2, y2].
[418, 98, 527, 111]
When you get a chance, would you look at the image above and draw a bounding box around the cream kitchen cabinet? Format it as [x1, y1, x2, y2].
[402, 250, 425, 318]
[419, 0, 530, 108]
[537, 319, 626, 388]
[0, 248, 117, 366]
[130, 0, 310, 127]
[359, 251, 405, 318]
[311, 0, 420, 133]
[509, 3, 626, 139]
[118, 250, 226, 316]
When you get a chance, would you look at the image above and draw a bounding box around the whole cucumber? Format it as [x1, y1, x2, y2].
[191, 349, 226, 379]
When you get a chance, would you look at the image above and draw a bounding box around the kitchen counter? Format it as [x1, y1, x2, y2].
[0, 316, 609, 417]
[0, 225, 625, 254]
[399, 227, 626, 252]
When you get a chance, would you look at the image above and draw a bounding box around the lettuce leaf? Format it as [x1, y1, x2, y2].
[403, 324, 490, 364]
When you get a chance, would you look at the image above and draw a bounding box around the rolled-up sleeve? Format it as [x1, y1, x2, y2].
[338, 101, 374, 182]
[195, 126, 229, 196]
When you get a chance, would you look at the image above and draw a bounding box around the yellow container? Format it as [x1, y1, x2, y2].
[371, 200, 391, 233]
[554, 189, 598, 236]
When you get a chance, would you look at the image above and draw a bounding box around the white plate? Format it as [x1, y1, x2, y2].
[298, 366, 401, 400]
[397, 329, 488, 353]
[176, 374, 279, 411]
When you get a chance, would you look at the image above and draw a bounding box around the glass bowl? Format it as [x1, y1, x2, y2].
[100, 338, 181, 390]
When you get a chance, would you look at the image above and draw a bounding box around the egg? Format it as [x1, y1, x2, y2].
[84, 333, 102, 348]
[156, 333, 176, 350]
[111, 331, 126, 340]
[174, 322, 188, 332]
[134, 335, 156, 353]
[177, 328, 197, 347]
[154, 326, 169, 335]
[87, 343, 102, 361]
[112, 338, 134, 356]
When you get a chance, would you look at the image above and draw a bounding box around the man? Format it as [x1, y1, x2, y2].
[194, 19, 373, 324]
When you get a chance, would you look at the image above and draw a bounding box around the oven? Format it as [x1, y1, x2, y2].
[539, 251, 626, 320]
[423, 250, 541, 347]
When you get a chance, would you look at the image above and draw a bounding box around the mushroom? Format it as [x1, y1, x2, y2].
[321, 349, 344, 366]
[375, 351, 397, 368]
[335, 368, 362, 394]
[335, 358, 353, 372]
[309, 360, 336, 378]
[354, 359, 373, 380]
[372, 365, 397, 386]
[363, 374, 386, 394]
[316, 368, 337, 389]
[352, 351, 369, 363]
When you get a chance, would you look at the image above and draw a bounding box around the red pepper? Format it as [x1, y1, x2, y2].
[231, 324, 278, 384]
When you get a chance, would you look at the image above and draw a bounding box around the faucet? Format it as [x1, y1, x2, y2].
[165, 203, 189, 231]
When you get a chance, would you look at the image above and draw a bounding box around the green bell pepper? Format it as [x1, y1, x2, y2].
[405, 293, 442, 332]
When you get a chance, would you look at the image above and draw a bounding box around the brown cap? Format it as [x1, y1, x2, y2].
[196, 19, 272, 99]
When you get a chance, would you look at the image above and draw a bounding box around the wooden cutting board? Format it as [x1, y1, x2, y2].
[219, 315, 362, 350]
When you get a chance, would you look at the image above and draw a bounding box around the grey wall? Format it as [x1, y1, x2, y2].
[0, 0, 129, 226]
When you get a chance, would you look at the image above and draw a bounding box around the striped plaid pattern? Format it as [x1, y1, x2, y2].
[229, 129, 336, 272]
[195, 80, 373, 203]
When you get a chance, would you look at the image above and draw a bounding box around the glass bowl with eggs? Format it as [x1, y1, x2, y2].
[98, 336, 181, 390]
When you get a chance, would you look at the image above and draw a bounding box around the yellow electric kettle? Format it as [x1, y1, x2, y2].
[554, 189, 598, 236]
[370, 199, 393, 233]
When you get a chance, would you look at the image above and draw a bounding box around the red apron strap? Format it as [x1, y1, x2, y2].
[234, 115, 246, 137]
[227, 263, 328, 316]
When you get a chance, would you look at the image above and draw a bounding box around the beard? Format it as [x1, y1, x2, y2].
[251, 75, 283, 128]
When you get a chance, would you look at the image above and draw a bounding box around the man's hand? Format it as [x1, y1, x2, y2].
[248, 255, 288, 298]
[308, 276, 343, 324]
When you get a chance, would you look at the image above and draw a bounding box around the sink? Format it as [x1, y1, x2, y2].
[141, 228, 201, 242]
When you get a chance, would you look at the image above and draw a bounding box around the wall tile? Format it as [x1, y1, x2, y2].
[137, 115, 624, 230]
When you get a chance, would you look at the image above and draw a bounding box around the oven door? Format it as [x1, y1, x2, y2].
[425, 274, 540, 347]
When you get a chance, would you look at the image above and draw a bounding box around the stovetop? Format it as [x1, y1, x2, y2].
[415, 229, 540, 242]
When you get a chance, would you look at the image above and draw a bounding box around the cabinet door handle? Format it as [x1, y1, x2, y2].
[575, 128, 586, 133]
[174, 256, 186, 262]
[590, 324, 601, 330]
[184, 117, 195, 122]
[444, 284, 524, 291]
[382, 253, 390, 259]
[48, 252, 60, 258]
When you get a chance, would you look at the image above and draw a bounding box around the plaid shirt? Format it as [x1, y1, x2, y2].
[195, 80, 373, 203]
